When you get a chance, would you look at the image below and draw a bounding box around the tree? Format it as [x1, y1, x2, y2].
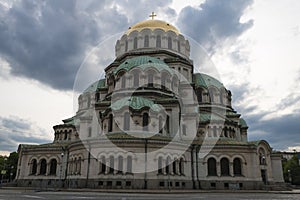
[282, 155, 300, 185]
[0, 152, 19, 182]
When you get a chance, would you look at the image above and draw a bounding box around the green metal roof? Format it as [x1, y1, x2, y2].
[83, 79, 106, 93]
[110, 96, 162, 112]
[193, 73, 224, 89]
[114, 56, 173, 75]
[239, 118, 248, 128]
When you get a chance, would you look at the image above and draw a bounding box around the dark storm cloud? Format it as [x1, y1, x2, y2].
[0, 116, 51, 152]
[177, 0, 253, 54]
[0, 0, 175, 91]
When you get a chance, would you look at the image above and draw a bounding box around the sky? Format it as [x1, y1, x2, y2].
[0, 0, 299, 155]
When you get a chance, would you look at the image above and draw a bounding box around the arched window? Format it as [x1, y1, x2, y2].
[179, 158, 184, 175]
[127, 156, 132, 173]
[100, 156, 106, 174]
[221, 158, 230, 176]
[196, 89, 203, 103]
[233, 158, 242, 176]
[148, 73, 154, 87]
[213, 126, 217, 137]
[209, 88, 215, 102]
[158, 157, 163, 174]
[171, 76, 177, 91]
[77, 157, 82, 174]
[166, 156, 171, 174]
[109, 155, 114, 174]
[124, 112, 130, 131]
[156, 35, 161, 48]
[49, 159, 57, 175]
[168, 37, 172, 49]
[159, 116, 163, 134]
[207, 158, 217, 176]
[40, 159, 47, 175]
[133, 37, 138, 49]
[144, 35, 149, 47]
[108, 114, 113, 132]
[177, 40, 181, 52]
[161, 76, 166, 90]
[118, 156, 123, 174]
[259, 148, 267, 165]
[173, 160, 177, 174]
[133, 71, 139, 87]
[125, 40, 128, 52]
[31, 159, 37, 175]
[64, 130, 68, 140]
[143, 113, 149, 131]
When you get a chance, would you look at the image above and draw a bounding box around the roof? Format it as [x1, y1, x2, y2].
[113, 56, 173, 76]
[193, 73, 224, 89]
[125, 20, 179, 35]
[199, 112, 229, 123]
[110, 96, 162, 112]
[83, 79, 106, 93]
[239, 118, 248, 128]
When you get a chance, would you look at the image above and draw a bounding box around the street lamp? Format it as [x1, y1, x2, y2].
[288, 169, 292, 183]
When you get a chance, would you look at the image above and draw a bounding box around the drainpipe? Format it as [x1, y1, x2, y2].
[86, 144, 91, 188]
[144, 139, 148, 189]
[196, 145, 200, 189]
[191, 145, 196, 189]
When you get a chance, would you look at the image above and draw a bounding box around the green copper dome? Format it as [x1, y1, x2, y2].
[83, 79, 106, 93]
[114, 56, 173, 75]
[193, 73, 224, 89]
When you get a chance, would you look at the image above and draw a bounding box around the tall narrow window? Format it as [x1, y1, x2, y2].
[144, 35, 149, 47]
[133, 37, 138, 49]
[161, 76, 166, 90]
[182, 124, 187, 136]
[156, 35, 161, 48]
[179, 158, 184, 175]
[78, 157, 82, 174]
[133, 71, 139, 87]
[166, 156, 171, 174]
[125, 40, 128, 52]
[158, 157, 163, 174]
[49, 159, 57, 175]
[121, 75, 126, 89]
[31, 159, 37, 175]
[118, 156, 123, 174]
[221, 158, 230, 176]
[233, 158, 242, 176]
[100, 156, 106, 174]
[159, 116, 163, 134]
[88, 127, 92, 137]
[165, 115, 170, 135]
[40, 159, 47, 175]
[196, 89, 202, 103]
[172, 160, 177, 174]
[64, 130, 68, 140]
[109, 156, 114, 174]
[108, 114, 113, 132]
[124, 112, 130, 131]
[143, 113, 149, 131]
[148, 73, 154, 87]
[177, 40, 181, 52]
[168, 37, 172, 49]
[207, 158, 217, 176]
[127, 156, 132, 173]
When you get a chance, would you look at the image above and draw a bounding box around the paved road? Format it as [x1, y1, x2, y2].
[0, 190, 299, 200]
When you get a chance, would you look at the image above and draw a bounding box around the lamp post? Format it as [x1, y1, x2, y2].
[60, 152, 64, 187]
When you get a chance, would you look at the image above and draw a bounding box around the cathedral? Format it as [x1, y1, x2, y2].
[16, 16, 285, 190]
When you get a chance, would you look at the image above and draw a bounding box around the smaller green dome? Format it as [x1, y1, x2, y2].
[110, 96, 162, 112]
[239, 118, 248, 128]
[83, 79, 106, 93]
[114, 56, 173, 75]
[193, 73, 224, 89]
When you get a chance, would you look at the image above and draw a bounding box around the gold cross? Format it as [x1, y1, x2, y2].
[149, 12, 157, 20]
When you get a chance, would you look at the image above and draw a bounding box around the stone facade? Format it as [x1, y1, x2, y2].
[16, 19, 285, 190]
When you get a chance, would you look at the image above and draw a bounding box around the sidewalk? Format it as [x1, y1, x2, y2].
[1, 187, 300, 194]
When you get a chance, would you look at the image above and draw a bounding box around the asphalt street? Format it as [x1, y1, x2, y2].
[0, 189, 299, 200]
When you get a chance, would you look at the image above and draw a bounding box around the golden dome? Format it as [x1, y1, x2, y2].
[125, 20, 179, 35]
